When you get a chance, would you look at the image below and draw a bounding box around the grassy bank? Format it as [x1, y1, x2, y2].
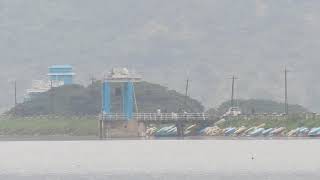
[0, 116, 98, 136]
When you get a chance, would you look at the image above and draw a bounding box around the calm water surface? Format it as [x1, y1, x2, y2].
[0, 140, 319, 179]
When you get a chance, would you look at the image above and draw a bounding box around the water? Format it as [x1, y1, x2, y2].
[0, 139, 319, 179]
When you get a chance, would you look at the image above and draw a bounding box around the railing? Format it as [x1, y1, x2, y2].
[102, 113, 210, 121]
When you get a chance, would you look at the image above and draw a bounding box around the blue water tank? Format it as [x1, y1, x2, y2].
[48, 65, 75, 85]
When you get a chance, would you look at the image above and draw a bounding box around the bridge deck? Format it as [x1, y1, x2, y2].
[101, 113, 213, 123]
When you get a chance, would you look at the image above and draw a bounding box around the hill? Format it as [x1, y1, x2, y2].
[8, 81, 204, 116]
[208, 99, 309, 117]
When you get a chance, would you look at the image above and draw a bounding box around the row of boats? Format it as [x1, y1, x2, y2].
[145, 124, 320, 137]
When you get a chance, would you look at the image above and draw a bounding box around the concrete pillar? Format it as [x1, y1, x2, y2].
[176, 122, 185, 137]
[123, 81, 134, 120]
[99, 119, 103, 139]
[138, 122, 146, 137]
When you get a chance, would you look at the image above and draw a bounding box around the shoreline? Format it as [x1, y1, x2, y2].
[0, 135, 318, 141]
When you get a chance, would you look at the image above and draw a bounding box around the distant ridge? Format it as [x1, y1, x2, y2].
[8, 81, 204, 116]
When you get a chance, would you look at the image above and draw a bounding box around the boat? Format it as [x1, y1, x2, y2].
[262, 128, 274, 136]
[155, 125, 176, 136]
[270, 127, 286, 136]
[298, 127, 309, 136]
[233, 126, 247, 136]
[287, 128, 301, 137]
[199, 127, 209, 135]
[248, 128, 265, 137]
[201, 126, 221, 136]
[256, 123, 266, 128]
[243, 127, 256, 136]
[166, 127, 178, 136]
[184, 124, 198, 136]
[224, 127, 237, 136]
[146, 127, 158, 136]
[308, 127, 320, 137]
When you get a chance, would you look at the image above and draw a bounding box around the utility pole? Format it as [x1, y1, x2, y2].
[230, 75, 238, 108]
[284, 68, 289, 115]
[184, 78, 189, 110]
[14, 80, 17, 107]
[90, 76, 96, 86]
[13, 80, 17, 116]
[49, 80, 54, 115]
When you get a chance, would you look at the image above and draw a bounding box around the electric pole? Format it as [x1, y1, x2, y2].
[284, 68, 289, 115]
[90, 76, 96, 86]
[13, 80, 17, 116]
[184, 78, 189, 110]
[50, 80, 54, 114]
[14, 80, 17, 107]
[230, 75, 238, 108]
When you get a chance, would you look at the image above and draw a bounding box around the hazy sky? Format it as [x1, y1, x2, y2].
[1, 0, 320, 112]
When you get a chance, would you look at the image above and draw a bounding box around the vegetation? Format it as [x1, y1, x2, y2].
[3, 87, 316, 136]
[1, 114, 319, 137]
[207, 99, 309, 117]
[8, 81, 204, 116]
[0, 116, 97, 136]
[218, 114, 320, 130]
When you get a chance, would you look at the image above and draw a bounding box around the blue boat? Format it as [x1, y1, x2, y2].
[308, 127, 320, 137]
[224, 127, 237, 136]
[199, 127, 208, 135]
[298, 127, 309, 136]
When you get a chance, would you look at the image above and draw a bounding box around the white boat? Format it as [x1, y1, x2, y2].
[243, 127, 256, 135]
[262, 128, 273, 136]
[248, 128, 265, 137]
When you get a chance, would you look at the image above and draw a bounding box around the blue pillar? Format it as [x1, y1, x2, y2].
[124, 82, 134, 120]
[122, 84, 126, 115]
[102, 81, 111, 113]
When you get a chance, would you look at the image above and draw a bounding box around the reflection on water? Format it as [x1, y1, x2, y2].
[1, 173, 319, 180]
[0, 140, 319, 179]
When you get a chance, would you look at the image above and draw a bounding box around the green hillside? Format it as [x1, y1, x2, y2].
[9, 81, 204, 116]
[208, 99, 309, 117]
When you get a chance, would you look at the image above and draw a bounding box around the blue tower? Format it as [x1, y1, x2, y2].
[102, 68, 141, 120]
[48, 65, 75, 85]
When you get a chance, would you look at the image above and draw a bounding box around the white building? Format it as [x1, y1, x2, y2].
[24, 80, 64, 100]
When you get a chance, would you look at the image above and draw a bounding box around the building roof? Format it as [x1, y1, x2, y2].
[49, 65, 73, 69]
[47, 72, 76, 76]
[105, 68, 142, 82]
